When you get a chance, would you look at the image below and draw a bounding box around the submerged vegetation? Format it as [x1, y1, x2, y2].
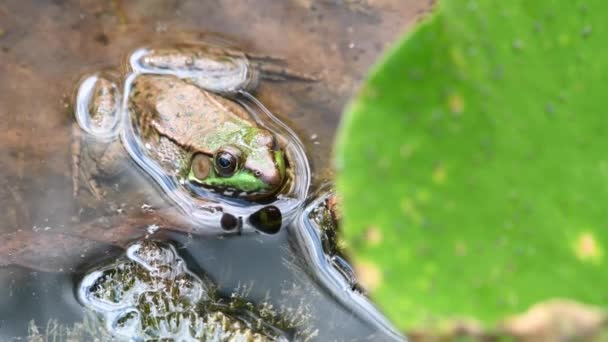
[77, 240, 317, 341]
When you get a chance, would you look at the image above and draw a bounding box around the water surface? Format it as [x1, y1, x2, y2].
[0, 0, 427, 339]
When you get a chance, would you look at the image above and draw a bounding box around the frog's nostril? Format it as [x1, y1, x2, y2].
[254, 170, 262, 177]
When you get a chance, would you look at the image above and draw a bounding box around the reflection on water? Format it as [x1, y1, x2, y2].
[0, 0, 425, 340]
[0, 231, 403, 340]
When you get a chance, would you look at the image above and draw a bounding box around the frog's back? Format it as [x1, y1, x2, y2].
[129, 74, 256, 152]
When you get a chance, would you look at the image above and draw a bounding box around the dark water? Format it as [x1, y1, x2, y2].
[0, 0, 427, 340]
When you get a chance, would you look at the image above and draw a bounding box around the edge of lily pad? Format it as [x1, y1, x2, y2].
[335, 3, 442, 172]
[333, 0, 443, 331]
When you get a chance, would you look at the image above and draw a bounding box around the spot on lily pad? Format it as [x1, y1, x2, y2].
[401, 198, 422, 224]
[447, 92, 464, 115]
[454, 241, 468, 256]
[432, 164, 447, 185]
[355, 260, 383, 293]
[573, 232, 602, 264]
[399, 143, 415, 159]
[365, 226, 383, 246]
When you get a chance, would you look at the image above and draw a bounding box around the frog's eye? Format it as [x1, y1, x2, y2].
[214, 148, 241, 177]
[191, 153, 211, 180]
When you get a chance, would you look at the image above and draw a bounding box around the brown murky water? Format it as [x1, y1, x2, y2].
[0, 0, 428, 340]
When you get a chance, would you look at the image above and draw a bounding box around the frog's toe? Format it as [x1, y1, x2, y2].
[256, 62, 319, 83]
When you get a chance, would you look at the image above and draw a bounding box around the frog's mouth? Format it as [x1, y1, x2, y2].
[187, 170, 287, 203]
[187, 181, 281, 203]
[186, 150, 288, 203]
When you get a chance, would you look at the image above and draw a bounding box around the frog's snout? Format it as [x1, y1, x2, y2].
[250, 132, 286, 191]
[259, 167, 282, 189]
[255, 149, 286, 191]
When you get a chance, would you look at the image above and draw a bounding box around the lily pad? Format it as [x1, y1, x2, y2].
[336, 0, 608, 331]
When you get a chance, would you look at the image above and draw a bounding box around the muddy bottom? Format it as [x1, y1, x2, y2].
[0, 0, 428, 340]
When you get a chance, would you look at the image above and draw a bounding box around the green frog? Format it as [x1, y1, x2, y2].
[128, 74, 286, 199]
[74, 43, 309, 203]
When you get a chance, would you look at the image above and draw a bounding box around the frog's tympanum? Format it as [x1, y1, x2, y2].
[74, 41, 311, 232]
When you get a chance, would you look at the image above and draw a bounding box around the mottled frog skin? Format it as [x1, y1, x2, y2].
[128, 74, 285, 198]
[73, 43, 312, 203]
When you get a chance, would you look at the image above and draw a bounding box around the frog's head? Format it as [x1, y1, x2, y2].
[187, 129, 287, 201]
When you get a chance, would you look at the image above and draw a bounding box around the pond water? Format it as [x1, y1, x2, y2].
[0, 0, 428, 340]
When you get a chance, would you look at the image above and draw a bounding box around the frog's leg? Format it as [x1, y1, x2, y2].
[72, 123, 126, 200]
[252, 60, 318, 83]
[236, 51, 318, 82]
[72, 122, 106, 199]
[72, 123, 82, 198]
[188, 55, 317, 94]
[72, 73, 125, 200]
[133, 46, 317, 94]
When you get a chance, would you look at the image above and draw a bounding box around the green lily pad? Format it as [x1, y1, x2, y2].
[336, 0, 608, 331]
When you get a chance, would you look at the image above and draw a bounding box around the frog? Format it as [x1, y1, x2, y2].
[73, 43, 312, 205]
[128, 74, 286, 199]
